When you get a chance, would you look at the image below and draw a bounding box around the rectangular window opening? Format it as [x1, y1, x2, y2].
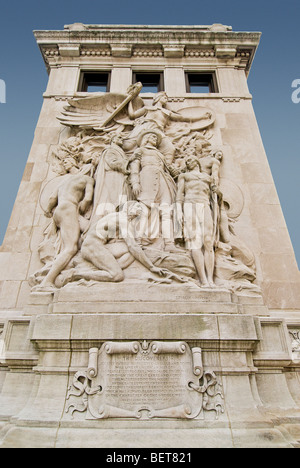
[186, 73, 218, 93]
[133, 73, 164, 93]
[79, 72, 110, 92]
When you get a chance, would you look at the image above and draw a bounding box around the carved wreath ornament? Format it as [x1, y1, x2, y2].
[66, 341, 224, 420]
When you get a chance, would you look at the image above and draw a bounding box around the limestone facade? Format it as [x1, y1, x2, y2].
[0, 24, 299, 448]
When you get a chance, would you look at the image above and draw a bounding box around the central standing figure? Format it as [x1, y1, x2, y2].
[129, 130, 179, 252]
[176, 153, 217, 287]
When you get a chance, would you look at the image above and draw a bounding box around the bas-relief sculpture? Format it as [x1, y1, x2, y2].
[66, 341, 224, 420]
[30, 83, 260, 295]
[289, 330, 300, 361]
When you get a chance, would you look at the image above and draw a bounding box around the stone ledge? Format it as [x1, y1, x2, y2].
[31, 313, 259, 343]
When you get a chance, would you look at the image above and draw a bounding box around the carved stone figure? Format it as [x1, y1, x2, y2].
[90, 134, 132, 221]
[32, 170, 96, 292]
[58, 82, 144, 132]
[197, 149, 223, 186]
[214, 179, 258, 291]
[214, 241, 258, 292]
[51, 133, 99, 176]
[124, 91, 213, 163]
[28, 81, 260, 295]
[129, 130, 181, 252]
[58, 201, 173, 286]
[176, 152, 216, 287]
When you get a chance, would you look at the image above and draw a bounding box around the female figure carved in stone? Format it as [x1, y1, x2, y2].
[129, 130, 179, 252]
[125, 91, 212, 164]
[90, 133, 132, 221]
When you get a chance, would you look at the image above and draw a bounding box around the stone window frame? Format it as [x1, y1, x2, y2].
[132, 71, 165, 93]
[185, 71, 219, 94]
[78, 71, 112, 93]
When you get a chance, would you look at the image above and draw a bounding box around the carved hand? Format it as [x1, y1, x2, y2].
[127, 82, 143, 97]
[150, 266, 169, 277]
[168, 164, 182, 178]
[132, 183, 141, 198]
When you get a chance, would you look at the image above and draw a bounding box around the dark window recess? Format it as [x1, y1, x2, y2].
[133, 73, 164, 93]
[79, 72, 110, 92]
[186, 73, 218, 93]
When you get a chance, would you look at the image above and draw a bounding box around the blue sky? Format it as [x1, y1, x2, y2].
[0, 0, 299, 266]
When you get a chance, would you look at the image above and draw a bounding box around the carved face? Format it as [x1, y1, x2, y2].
[194, 139, 211, 156]
[153, 92, 168, 107]
[142, 133, 158, 147]
[185, 147, 196, 158]
[157, 93, 168, 106]
[112, 135, 124, 147]
[186, 156, 200, 170]
[214, 151, 223, 161]
[63, 157, 77, 172]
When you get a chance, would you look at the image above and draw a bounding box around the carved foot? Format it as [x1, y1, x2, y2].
[32, 284, 57, 293]
[56, 268, 79, 288]
[29, 273, 44, 288]
[200, 281, 216, 289]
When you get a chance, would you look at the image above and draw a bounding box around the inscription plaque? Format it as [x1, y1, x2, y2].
[66, 341, 224, 420]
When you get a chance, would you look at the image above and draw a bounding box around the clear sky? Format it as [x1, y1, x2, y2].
[0, 0, 299, 266]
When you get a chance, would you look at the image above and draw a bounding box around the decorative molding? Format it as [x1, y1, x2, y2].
[43, 47, 60, 57]
[167, 97, 185, 102]
[236, 50, 252, 58]
[185, 48, 215, 58]
[35, 25, 261, 73]
[222, 97, 241, 103]
[35, 28, 261, 45]
[81, 47, 111, 57]
[133, 46, 164, 57]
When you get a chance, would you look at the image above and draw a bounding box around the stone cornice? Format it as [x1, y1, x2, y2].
[34, 24, 261, 75]
[34, 25, 261, 45]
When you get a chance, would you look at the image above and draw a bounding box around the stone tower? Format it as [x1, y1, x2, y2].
[0, 23, 299, 448]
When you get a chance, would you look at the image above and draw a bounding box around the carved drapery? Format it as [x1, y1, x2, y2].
[29, 84, 260, 295]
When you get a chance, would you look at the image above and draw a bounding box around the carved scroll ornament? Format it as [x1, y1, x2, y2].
[66, 341, 224, 421]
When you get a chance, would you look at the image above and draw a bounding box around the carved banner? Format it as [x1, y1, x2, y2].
[66, 341, 224, 420]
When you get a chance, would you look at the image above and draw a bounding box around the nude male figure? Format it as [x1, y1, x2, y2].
[176, 153, 217, 287]
[60, 201, 170, 285]
[33, 171, 95, 291]
[197, 147, 223, 187]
